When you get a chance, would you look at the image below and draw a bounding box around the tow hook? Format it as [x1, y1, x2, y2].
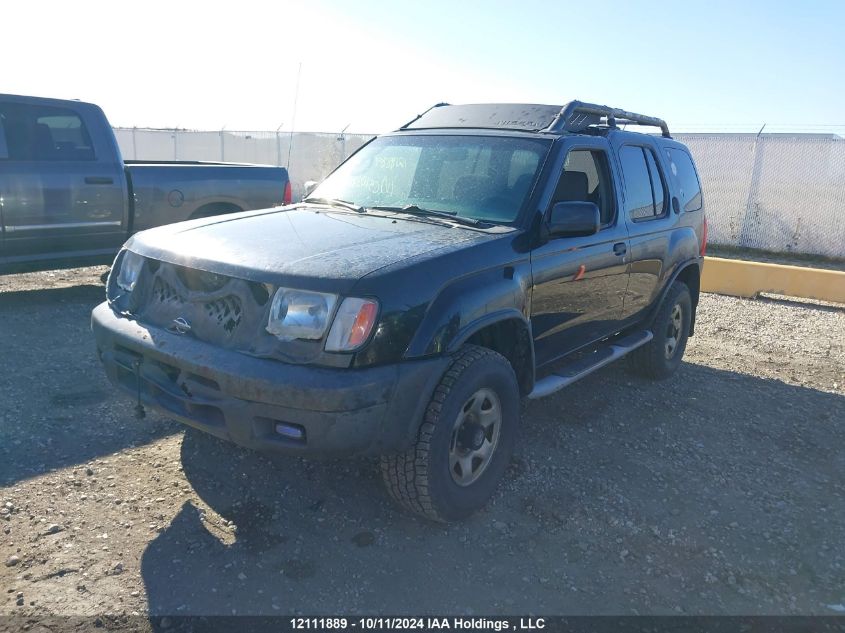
[132, 358, 146, 419]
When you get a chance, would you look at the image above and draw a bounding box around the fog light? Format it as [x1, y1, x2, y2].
[275, 422, 305, 441]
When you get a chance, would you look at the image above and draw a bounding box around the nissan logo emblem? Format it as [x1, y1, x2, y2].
[169, 317, 192, 335]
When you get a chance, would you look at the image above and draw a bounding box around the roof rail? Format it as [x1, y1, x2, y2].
[545, 100, 671, 138]
[398, 102, 451, 130]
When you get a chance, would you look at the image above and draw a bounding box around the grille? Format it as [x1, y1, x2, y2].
[203, 296, 243, 333]
[138, 262, 266, 349]
[153, 277, 184, 305]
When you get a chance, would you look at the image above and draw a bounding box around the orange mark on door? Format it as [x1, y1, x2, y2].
[573, 264, 586, 281]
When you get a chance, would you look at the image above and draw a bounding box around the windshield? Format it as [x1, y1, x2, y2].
[309, 134, 551, 223]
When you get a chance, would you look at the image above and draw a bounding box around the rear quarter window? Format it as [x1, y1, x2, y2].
[665, 148, 703, 212]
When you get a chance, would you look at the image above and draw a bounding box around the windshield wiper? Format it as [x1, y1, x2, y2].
[369, 204, 483, 227]
[303, 197, 365, 213]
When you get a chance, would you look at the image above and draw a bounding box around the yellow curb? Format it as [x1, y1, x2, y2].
[701, 257, 845, 303]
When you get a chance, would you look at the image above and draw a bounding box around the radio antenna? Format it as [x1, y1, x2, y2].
[287, 62, 302, 169]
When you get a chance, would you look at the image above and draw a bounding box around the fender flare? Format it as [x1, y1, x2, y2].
[648, 257, 703, 334]
[447, 309, 536, 395]
[403, 265, 535, 393]
[445, 308, 532, 353]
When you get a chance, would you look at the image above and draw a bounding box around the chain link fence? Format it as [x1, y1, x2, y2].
[114, 128, 845, 258]
[675, 133, 845, 258]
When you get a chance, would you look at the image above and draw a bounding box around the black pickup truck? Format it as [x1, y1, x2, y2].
[0, 94, 290, 273]
[92, 101, 706, 521]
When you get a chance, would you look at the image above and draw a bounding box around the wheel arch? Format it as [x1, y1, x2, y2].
[456, 312, 535, 396]
[652, 258, 702, 335]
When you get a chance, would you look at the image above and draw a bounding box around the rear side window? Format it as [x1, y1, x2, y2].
[644, 149, 666, 214]
[0, 103, 95, 161]
[666, 148, 703, 212]
[619, 145, 667, 221]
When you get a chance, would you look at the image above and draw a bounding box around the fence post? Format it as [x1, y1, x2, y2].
[220, 129, 225, 162]
[173, 129, 178, 160]
[131, 127, 138, 160]
[276, 131, 282, 166]
[739, 124, 766, 248]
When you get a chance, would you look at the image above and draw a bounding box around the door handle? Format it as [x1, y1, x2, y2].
[613, 242, 627, 256]
[85, 176, 114, 185]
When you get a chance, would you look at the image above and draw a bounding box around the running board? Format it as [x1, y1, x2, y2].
[527, 330, 653, 400]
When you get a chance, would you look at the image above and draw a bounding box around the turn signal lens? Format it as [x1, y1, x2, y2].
[701, 216, 708, 256]
[325, 298, 379, 352]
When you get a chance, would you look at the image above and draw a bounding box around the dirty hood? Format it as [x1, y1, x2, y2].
[126, 206, 497, 293]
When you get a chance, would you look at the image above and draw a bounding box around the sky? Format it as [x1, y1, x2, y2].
[3, 0, 844, 134]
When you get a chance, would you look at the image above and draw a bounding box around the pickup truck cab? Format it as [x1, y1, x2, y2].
[92, 101, 706, 521]
[0, 94, 290, 272]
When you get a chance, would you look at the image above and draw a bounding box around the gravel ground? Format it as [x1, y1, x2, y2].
[1, 266, 843, 621]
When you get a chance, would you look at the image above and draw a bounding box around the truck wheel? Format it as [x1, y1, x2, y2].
[628, 280, 692, 380]
[381, 345, 520, 522]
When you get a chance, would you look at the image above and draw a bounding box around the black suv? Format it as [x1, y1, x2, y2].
[92, 101, 706, 521]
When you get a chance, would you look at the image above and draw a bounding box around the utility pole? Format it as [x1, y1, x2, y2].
[338, 123, 350, 161]
[739, 123, 767, 247]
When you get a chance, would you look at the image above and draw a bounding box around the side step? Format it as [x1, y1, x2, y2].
[527, 330, 653, 400]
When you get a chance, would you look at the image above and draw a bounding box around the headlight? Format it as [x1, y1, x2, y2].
[325, 297, 379, 352]
[266, 288, 338, 341]
[116, 250, 144, 292]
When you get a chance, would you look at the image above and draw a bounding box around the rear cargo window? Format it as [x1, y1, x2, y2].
[666, 148, 703, 212]
[0, 103, 95, 161]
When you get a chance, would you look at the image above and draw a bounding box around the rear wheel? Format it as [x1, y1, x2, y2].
[381, 345, 520, 522]
[628, 281, 692, 380]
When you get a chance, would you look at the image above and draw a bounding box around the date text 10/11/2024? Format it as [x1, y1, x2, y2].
[290, 617, 547, 630]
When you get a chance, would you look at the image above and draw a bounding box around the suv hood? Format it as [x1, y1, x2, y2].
[126, 206, 500, 292]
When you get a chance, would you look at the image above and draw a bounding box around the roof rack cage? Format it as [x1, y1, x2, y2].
[545, 101, 671, 138]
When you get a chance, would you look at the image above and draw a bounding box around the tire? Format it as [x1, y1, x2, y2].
[380, 345, 520, 522]
[628, 280, 692, 380]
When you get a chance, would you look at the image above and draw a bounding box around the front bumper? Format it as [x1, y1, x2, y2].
[91, 302, 448, 456]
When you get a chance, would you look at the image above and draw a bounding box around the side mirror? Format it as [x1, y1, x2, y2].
[547, 201, 600, 238]
[303, 180, 319, 199]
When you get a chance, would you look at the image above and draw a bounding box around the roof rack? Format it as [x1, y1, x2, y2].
[545, 101, 671, 138]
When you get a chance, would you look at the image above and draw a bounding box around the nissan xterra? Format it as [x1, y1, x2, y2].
[92, 101, 706, 521]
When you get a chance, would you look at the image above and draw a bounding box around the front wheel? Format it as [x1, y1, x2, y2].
[628, 280, 692, 380]
[381, 345, 520, 522]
